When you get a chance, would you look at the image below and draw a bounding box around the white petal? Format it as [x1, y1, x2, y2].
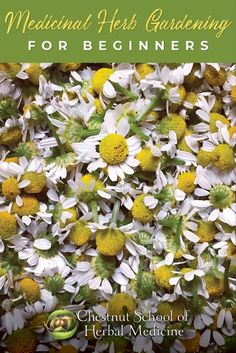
[217, 309, 225, 328]
[18, 180, 30, 188]
[191, 200, 211, 208]
[34, 239, 51, 250]
[108, 165, 117, 182]
[117, 117, 130, 137]
[89, 276, 101, 290]
[103, 81, 116, 98]
[165, 253, 174, 265]
[120, 163, 134, 175]
[16, 195, 23, 207]
[194, 188, 209, 197]
[213, 331, 225, 346]
[196, 109, 210, 122]
[208, 208, 219, 221]
[22, 216, 31, 225]
[183, 230, 199, 243]
[112, 270, 128, 285]
[120, 263, 135, 279]
[169, 276, 181, 285]
[47, 189, 59, 202]
[200, 329, 211, 347]
[102, 278, 112, 294]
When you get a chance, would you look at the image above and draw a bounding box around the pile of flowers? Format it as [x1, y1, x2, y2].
[0, 62, 235, 353]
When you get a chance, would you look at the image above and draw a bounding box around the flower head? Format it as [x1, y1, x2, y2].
[0, 211, 17, 240]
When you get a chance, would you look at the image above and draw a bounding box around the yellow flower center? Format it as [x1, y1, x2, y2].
[211, 144, 235, 171]
[69, 220, 91, 246]
[21, 172, 46, 194]
[18, 277, 40, 303]
[108, 293, 136, 316]
[94, 98, 104, 114]
[99, 133, 128, 165]
[158, 114, 186, 140]
[181, 331, 201, 353]
[5, 328, 37, 353]
[196, 221, 217, 243]
[231, 86, 236, 102]
[25, 64, 44, 85]
[209, 113, 230, 133]
[204, 65, 226, 86]
[158, 300, 184, 322]
[0, 126, 22, 146]
[136, 147, 159, 172]
[211, 95, 223, 113]
[11, 195, 40, 216]
[197, 149, 212, 167]
[4, 156, 19, 163]
[86, 322, 103, 340]
[178, 85, 186, 103]
[177, 172, 196, 194]
[184, 64, 202, 89]
[154, 265, 174, 291]
[0, 267, 7, 276]
[136, 64, 154, 79]
[178, 130, 193, 153]
[227, 241, 236, 256]
[2, 177, 20, 201]
[92, 68, 114, 94]
[29, 313, 48, 328]
[79, 173, 104, 202]
[0, 63, 21, 78]
[59, 63, 81, 72]
[205, 273, 224, 297]
[60, 208, 77, 227]
[95, 228, 125, 256]
[184, 92, 198, 107]
[0, 211, 17, 240]
[131, 194, 155, 223]
[80, 173, 104, 190]
[59, 345, 78, 353]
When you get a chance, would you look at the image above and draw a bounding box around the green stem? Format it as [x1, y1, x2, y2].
[45, 115, 65, 155]
[136, 88, 164, 122]
[91, 200, 98, 223]
[136, 256, 144, 297]
[170, 158, 185, 166]
[175, 216, 183, 246]
[6, 152, 18, 158]
[130, 122, 148, 141]
[109, 80, 138, 101]
[224, 259, 231, 297]
[111, 199, 121, 225]
[191, 279, 199, 314]
[80, 128, 100, 138]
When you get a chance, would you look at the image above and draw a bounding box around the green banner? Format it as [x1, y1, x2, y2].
[0, 0, 235, 62]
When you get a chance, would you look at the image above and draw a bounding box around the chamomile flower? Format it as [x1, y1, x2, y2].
[74, 114, 141, 181]
[192, 166, 236, 226]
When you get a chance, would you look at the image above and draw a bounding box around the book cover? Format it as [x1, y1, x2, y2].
[0, 1, 235, 352]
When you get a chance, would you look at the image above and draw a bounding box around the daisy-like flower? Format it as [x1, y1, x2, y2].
[199, 314, 226, 348]
[71, 252, 115, 295]
[73, 114, 141, 181]
[47, 191, 77, 227]
[1, 62, 236, 353]
[1, 307, 27, 336]
[223, 68, 236, 105]
[192, 166, 236, 226]
[18, 221, 69, 276]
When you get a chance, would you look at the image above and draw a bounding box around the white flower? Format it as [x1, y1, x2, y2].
[73, 114, 141, 181]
